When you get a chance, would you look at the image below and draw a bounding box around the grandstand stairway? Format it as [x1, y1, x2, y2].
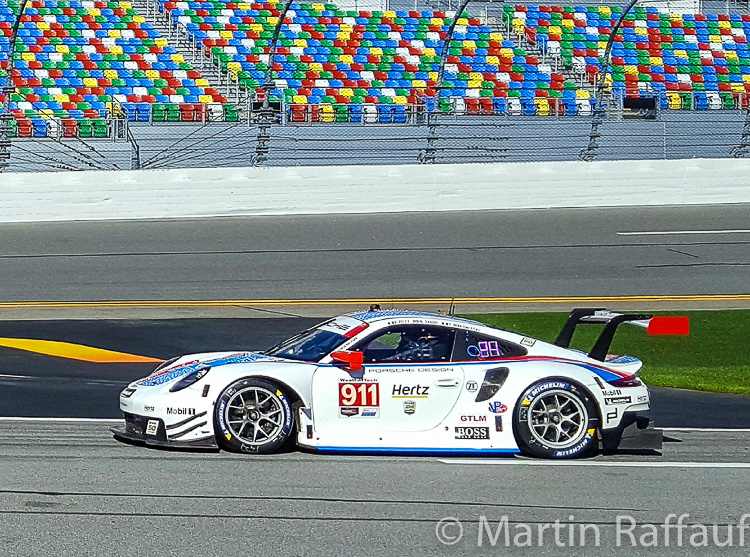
[129, 0, 243, 101]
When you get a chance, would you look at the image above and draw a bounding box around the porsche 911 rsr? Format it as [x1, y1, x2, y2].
[113, 308, 678, 459]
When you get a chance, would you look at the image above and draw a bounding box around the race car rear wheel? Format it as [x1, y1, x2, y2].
[513, 380, 598, 459]
[214, 378, 294, 454]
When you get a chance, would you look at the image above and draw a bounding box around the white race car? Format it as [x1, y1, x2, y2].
[113, 308, 673, 458]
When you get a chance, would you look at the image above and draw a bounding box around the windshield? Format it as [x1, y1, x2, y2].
[265, 327, 348, 362]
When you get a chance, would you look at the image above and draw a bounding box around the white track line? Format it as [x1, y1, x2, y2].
[618, 229, 750, 236]
[439, 460, 750, 468]
[0, 417, 122, 423]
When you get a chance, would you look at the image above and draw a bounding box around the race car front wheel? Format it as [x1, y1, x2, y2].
[513, 380, 599, 459]
[214, 378, 294, 454]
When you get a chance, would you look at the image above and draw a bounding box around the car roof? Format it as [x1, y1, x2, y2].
[344, 309, 487, 329]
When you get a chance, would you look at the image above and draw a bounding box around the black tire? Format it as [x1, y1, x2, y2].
[214, 377, 294, 454]
[513, 379, 599, 459]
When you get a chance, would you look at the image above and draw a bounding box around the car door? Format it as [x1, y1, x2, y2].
[310, 324, 465, 433]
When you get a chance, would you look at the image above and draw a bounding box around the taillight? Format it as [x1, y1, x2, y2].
[607, 376, 642, 388]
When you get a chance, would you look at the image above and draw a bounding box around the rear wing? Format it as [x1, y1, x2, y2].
[554, 308, 689, 362]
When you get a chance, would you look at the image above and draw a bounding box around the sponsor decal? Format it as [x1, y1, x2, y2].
[277, 390, 292, 430]
[465, 381, 479, 393]
[370, 366, 453, 373]
[218, 400, 231, 440]
[339, 382, 380, 407]
[602, 388, 623, 397]
[605, 396, 632, 405]
[143, 405, 155, 413]
[552, 429, 594, 458]
[520, 337, 536, 347]
[146, 420, 159, 436]
[460, 415, 487, 422]
[391, 384, 429, 398]
[527, 381, 569, 399]
[340, 407, 360, 418]
[455, 426, 490, 440]
[166, 407, 196, 416]
[607, 409, 619, 422]
[403, 400, 416, 415]
[637, 394, 648, 403]
[360, 407, 379, 418]
[488, 401, 508, 414]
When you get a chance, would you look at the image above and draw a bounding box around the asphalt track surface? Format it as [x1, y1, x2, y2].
[2, 206, 750, 556]
[1, 204, 749, 306]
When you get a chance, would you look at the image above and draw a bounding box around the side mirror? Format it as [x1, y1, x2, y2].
[330, 350, 364, 371]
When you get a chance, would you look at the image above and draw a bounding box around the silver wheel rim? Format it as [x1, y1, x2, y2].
[224, 386, 285, 446]
[527, 389, 588, 449]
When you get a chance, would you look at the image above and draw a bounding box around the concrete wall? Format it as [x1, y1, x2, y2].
[2, 158, 749, 222]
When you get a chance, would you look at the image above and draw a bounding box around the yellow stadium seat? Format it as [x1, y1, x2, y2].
[341, 88, 353, 98]
[293, 38, 307, 47]
[310, 62, 323, 72]
[292, 95, 307, 104]
[576, 90, 590, 99]
[423, 47, 436, 57]
[196, 79, 210, 87]
[109, 30, 122, 38]
[462, 40, 476, 49]
[649, 56, 663, 66]
[393, 95, 407, 105]
[534, 98, 550, 116]
[56, 45, 69, 54]
[133, 15, 145, 24]
[84, 77, 97, 88]
[487, 55, 499, 66]
[267, 16, 278, 26]
[104, 69, 118, 80]
[370, 47, 383, 56]
[199, 95, 213, 104]
[384, 10, 396, 18]
[312, 3, 325, 12]
[337, 32, 350, 41]
[320, 104, 334, 122]
[667, 92, 681, 109]
[87, 8, 101, 16]
[490, 32, 503, 42]
[55, 94, 69, 103]
[428, 71, 438, 82]
[467, 80, 482, 89]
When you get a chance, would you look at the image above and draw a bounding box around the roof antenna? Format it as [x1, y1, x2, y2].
[369, 303, 381, 312]
[448, 298, 455, 316]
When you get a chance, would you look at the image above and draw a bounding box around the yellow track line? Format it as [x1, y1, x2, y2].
[0, 338, 164, 363]
[0, 294, 749, 308]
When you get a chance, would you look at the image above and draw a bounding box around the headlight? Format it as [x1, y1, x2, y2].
[169, 364, 211, 392]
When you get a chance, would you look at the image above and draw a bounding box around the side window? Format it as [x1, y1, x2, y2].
[451, 329, 527, 362]
[353, 325, 456, 363]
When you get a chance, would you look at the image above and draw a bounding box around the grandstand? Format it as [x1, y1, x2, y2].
[2, 0, 750, 170]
